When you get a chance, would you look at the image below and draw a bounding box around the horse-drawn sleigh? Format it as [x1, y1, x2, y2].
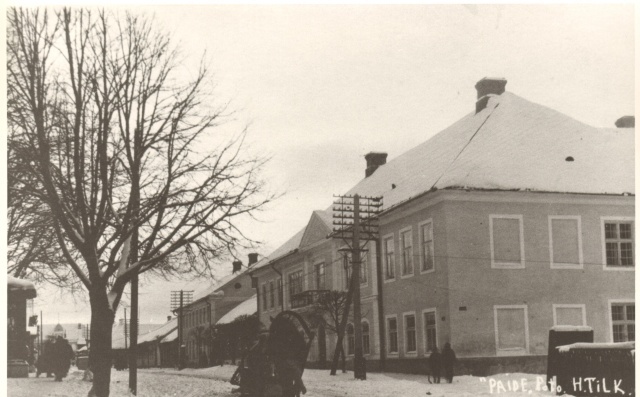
[231, 311, 315, 397]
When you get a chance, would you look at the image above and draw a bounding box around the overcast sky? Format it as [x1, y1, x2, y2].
[23, 4, 635, 325]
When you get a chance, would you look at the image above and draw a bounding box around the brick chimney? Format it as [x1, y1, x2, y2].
[365, 152, 388, 178]
[615, 116, 635, 128]
[232, 260, 243, 273]
[475, 77, 507, 113]
[248, 253, 259, 266]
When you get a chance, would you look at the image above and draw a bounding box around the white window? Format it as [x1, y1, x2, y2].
[277, 279, 283, 307]
[553, 304, 586, 326]
[422, 309, 437, 353]
[383, 235, 396, 281]
[262, 284, 268, 310]
[288, 270, 304, 300]
[404, 312, 417, 354]
[269, 281, 275, 309]
[343, 250, 367, 288]
[549, 216, 583, 269]
[490, 215, 525, 269]
[602, 218, 634, 270]
[362, 321, 370, 355]
[419, 220, 435, 273]
[400, 229, 414, 277]
[387, 316, 398, 354]
[315, 262, 326, 290]
[610, 301, 635, 342]
[494, 305, 529, 356]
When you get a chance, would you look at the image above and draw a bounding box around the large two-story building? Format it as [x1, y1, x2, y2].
[250, 78, 634, 375]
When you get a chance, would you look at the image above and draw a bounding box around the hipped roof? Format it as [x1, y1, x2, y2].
[252, 90, 634, 272]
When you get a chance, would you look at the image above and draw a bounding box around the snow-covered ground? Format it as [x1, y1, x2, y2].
[7, 365, 564, 397]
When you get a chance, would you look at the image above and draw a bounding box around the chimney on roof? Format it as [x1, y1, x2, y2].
[232, 260, 243, 273]
[475, 77, 507, 113]
[248, 253, 259, 266]
[167, 316, 172, 322]
[365, 152, 388, 178]
[615, 116, 635, 128]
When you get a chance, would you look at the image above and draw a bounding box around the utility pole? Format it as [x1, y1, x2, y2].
[171, 290, 193, 370]
[124, 308, 128, 350]
[332, 194, 382, 380]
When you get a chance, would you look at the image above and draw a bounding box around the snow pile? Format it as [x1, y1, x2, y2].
[550, 325, 593, 332]
[557, 341, 635, 352]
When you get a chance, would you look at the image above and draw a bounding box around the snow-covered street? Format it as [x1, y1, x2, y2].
[8, 366, 565, 397]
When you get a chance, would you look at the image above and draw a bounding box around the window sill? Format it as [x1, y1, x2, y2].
[491, 262, 525, 269]
[400, 273, 415, 279]
[603, 266, 635, 271]
[383, 277, 396, 284]
[420, 269, 435, 275]
[551, 263, 583, 270]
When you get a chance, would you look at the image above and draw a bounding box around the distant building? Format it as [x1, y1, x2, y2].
[179, 254, 258, 367]
[250, 78, 634, 375]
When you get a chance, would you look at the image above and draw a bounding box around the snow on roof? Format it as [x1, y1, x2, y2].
[345, 92, 634, 211]
[8, 276, 36, 298]
[254, 90, 634, 274]
[137, 317, 178, 345]
[192, 272, 240, 302]
[160, 329, 178, 343]
[551, 325, 593, 332]
[111, 322, 167, 349]
[216, 295, 257, 325]
[557, 342, 635, 352]
[250, 228, 306, 271]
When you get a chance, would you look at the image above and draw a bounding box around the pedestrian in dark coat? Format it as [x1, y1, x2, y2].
[51, 336, 74, 381]
[428, 347, 441, 384]
[441, 342, 456, 383]
[36, 340, 54, 378]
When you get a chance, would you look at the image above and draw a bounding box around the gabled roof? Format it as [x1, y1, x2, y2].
[346, 92, 634, 211]
[250, 209, 334, 272]
[137, 317, 178, 345]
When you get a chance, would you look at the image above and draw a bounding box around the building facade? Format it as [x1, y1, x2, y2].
[250, 78, 635, 375]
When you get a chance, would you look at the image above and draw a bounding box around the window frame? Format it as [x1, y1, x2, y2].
[399, 227, 414, 278]
[315, 261, 326, 290]
[383, 234, 396, 283]
[287, 268, 304, 304]
[346, 323, 355, 356]
[386, 315, 399, 355]
[493, 304, 530, 356]
[608, 299, 635, 342]
[262, 283, 268, 310]
[490, 215, 526, 269]
[403, 311, 418, 355]
[362, 320, 371, 355]
[552, 304, 587, 326]
[419, 219, 435, 274]
[548, 216, 584, 269]
[422, 308, 438, 355]
[276, 278, 283, 307]
[601, 217, 635, 271]
[269, 280, 275, 309]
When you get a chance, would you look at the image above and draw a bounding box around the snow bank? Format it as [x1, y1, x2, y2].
[557, 341, 635, 352]
[550, 325, 592, 332]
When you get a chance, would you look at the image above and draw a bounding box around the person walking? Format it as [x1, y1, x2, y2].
[36, 340, 53, 378]
[51, 336, 74, 381]
[428, 346, 441, 384]
[441, 342, 457, 384]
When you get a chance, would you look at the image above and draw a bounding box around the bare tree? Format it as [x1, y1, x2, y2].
[7, 8, 273, 397]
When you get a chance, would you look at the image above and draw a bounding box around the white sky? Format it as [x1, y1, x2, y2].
[14, 4, 635, 325]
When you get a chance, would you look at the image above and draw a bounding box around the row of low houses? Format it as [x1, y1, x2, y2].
[121, 77, 634, 375]
[245, 77, 634, 375]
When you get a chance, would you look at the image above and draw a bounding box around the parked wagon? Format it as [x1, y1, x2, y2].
[231, 311, 315, 397]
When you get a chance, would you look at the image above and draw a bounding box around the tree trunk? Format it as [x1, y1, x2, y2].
[88, 288, 116, 397]
[340, 344, 346, 373]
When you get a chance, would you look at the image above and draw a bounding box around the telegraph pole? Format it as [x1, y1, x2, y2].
[171, 290, 193, 370]
[332, 194, 382, 380]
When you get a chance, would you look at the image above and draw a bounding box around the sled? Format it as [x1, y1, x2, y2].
[231, 310, 315, 397]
